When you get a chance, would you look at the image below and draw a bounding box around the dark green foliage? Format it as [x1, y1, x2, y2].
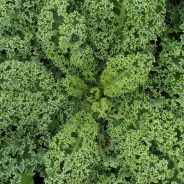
[0, 0, 184, 184]
[0, 0, 44, 61]
[107, 91, 184, 183]
[0, 60, 66, 183]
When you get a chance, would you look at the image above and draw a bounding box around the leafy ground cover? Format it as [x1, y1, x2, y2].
[0, 0, 184, 183]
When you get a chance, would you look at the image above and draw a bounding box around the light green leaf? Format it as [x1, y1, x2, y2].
[20, 175, 34, 184]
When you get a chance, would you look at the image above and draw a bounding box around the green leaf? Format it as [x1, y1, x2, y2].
[20, 175, 34, 184]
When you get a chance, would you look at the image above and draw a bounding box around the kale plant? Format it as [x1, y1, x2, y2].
[0, 0, 183, 183]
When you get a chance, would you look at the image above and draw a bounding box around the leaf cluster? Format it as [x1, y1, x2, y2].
[0, 0, 183, 184]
